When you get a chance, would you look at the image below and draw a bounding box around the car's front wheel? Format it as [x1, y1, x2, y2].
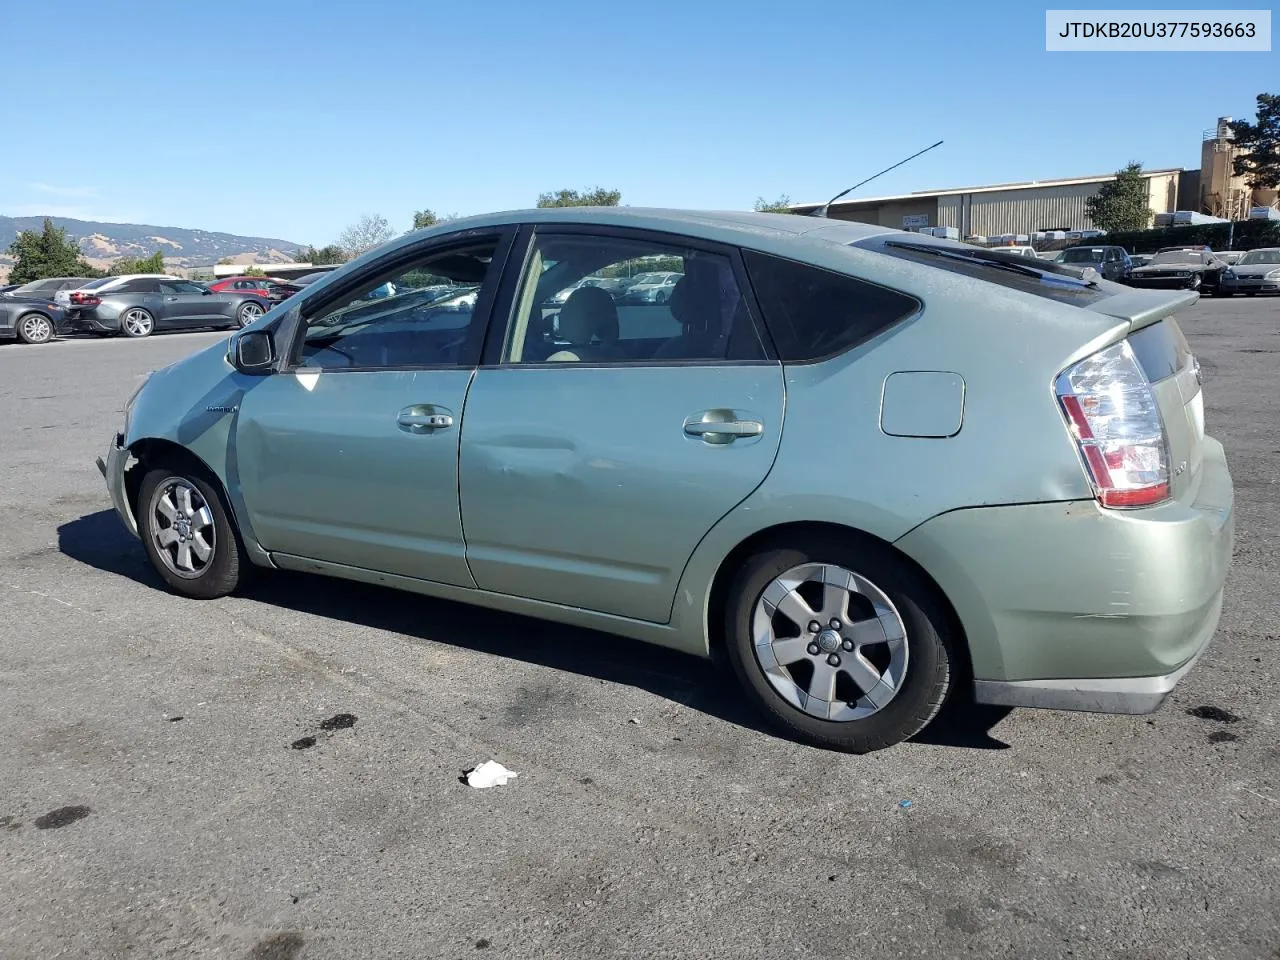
[724, 534, 954, 753]
[137, 465, 246, 598]
[16, 312, 55, 344]
[120, 307, 155, 338]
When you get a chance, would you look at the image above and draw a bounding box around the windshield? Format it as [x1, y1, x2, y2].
[81, 277, 115, 290]
[1240, 249, 1280, 265]
[1062, 248, 1105, 263]
[12, 280, 56, 295]
[1151, 252, 1204, 265]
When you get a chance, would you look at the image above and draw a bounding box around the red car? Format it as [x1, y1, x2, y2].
[206, 276, 301, 303]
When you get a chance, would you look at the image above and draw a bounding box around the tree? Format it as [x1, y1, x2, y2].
[338, 213, 395, 257]
[243, 264, 266, 277]
[5, 218, 104, 283]
[536, 187, 622, 208]
[754, 195, 794, 214]
[109, 249, 166, 275]
[1229, 93, 1280, 190]
[1085, 162, 1154, 233]
[292, 244, 348, 265]
[412, 209, 439, 230]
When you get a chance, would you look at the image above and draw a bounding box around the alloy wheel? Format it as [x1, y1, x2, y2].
[751, 562, 909, 722]
[148, 478, 216, 580]
[238, 302, 264, 326]
[122, 309, 153, 337]
[19, 314, 53, 343]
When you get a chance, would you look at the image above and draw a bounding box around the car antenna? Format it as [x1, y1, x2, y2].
[808, 140, 944, 218]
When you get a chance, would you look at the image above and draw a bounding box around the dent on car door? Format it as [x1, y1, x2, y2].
[231, 229, 515, 586]
[457, 227, 785, 623]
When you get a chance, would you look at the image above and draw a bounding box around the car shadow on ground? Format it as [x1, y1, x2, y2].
[58, 509, 1013, 752]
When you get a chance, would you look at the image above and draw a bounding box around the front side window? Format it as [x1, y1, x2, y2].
[163, 280, 207, 295]
[294, 239, 499, 369]
[501, 233, 764, 364]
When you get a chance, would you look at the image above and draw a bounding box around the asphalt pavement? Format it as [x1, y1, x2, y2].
[0, 303, 1277, 960]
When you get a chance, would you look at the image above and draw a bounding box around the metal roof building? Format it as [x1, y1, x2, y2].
[791, 168, 1192, 239]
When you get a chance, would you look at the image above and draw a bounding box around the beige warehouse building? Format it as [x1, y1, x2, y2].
[790, 116, 1276, 239]
[792, 168, 1190, 237]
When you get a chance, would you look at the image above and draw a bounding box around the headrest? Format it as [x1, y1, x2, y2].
[557, 285, 618, 344]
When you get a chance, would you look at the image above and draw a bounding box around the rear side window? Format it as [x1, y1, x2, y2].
[742, 250, 919, 362]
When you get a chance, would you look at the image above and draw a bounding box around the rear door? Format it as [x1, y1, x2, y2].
[458, 226, 784, 623]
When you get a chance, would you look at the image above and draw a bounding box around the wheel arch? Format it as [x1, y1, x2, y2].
[704, 520, 972, 685]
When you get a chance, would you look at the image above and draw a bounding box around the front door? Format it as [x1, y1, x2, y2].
[459, 228, 785, 623]
[158, 279, 226, 325]
[233, 230, 512, 586]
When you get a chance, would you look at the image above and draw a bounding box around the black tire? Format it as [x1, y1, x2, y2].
[15, 312, 55, 344]
[136, 464, 246, 599]
[120, 307, 155, 338]
[723, 534, 954, 753]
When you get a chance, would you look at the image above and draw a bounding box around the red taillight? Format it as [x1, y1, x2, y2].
[1056, 340, 1170, 509]
[72, 294, 101, 307]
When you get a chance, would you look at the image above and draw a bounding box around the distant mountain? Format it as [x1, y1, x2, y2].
[0, 215, 306, 269]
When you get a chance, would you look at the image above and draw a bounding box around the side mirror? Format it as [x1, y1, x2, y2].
[233, 330, 275, 374]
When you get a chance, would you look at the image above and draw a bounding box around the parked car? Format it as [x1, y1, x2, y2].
[623, 271, 682, 303]
[207, 275, 303, 303]
[97, 208, 1233, 754]
[1218, 247, 1280, 296]
[66, 277, 269, 337]
[0, 294, 67, 344]
[2, 276, 97, 304]
[989, 245, 1039, 259]
[1126, 249, 1229, 294]
[1129, 254, 1154, 268]
[64, 274, 177, 308]
[1215, 251, 1245, 266]
[0, 283, 19, 295]
[1058, 245, 1132, 282]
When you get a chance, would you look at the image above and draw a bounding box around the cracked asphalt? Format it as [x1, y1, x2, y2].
[1, 297, 1277, 960]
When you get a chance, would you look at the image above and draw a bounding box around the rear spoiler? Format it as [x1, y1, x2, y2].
[1085, 289, 1199, 334]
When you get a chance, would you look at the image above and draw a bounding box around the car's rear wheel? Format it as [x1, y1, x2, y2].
[121, 307, 154, 338]
[237, 301, 264, 327]
[724, 535, 954, 753]
[137, 465, 245, 599]
[16, 312, 55, 344]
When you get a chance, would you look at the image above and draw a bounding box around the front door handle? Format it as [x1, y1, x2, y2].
[684, 411, 764, 444]
[398, 412, 453, 429]
[397, 404, 455, 433]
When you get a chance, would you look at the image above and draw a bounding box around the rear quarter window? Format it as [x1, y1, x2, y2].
[742, 250, 919, 363]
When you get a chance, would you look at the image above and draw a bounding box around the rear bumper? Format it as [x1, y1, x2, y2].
[896, 436, 1234, 714]
[67, 309, 120, 333]
[96, 432, 139, 538]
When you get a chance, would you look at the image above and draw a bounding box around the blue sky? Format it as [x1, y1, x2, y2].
[2, 0, 1275, 246]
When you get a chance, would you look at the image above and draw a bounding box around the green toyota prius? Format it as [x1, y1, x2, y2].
[97, 208, 1234, 752]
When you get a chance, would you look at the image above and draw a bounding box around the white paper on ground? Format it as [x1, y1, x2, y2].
[465, 760, 519, 789]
